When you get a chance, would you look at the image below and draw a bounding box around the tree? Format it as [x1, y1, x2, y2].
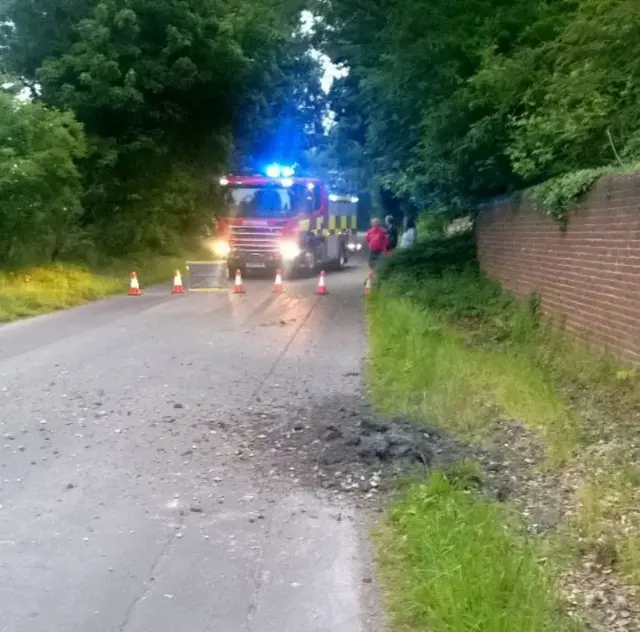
[316, 0, 640, 214]
[0, 94, 86, 265]
[508, 0, 640, 180]
[0, 0, 327, 255]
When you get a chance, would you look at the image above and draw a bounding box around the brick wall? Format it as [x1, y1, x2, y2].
[475, 173, 640, 365]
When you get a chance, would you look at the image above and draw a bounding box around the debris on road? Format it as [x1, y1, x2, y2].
[223, 395, 501, 503]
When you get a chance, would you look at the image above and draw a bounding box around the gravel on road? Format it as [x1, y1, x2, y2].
[1, 260, 628, 632]
[0, 264, 385, 632]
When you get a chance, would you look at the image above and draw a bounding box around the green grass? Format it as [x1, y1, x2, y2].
[375, 472, 581, 632]
[0, 252, 195, 322]
[368, 230, 640, 593]
[368, 284, 578, 465]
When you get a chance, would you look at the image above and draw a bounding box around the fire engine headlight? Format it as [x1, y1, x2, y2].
[212, 240, 230, 258]
[279, 241, 301, 261]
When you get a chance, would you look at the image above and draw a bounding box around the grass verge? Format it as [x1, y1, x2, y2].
[367, 278, 578, 465]
[367, 230, 640, 594]
[0, 252, 195, 323]
[375, 471, 579, 632]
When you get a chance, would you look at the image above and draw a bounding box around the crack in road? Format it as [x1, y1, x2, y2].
[249, 295, 321, 400]
[118, 529, 178, 631]
[0, 264, 382, 632]
[243, 498, 277, 632]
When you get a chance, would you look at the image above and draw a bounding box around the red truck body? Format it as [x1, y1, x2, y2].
[212, 173, 357, 277]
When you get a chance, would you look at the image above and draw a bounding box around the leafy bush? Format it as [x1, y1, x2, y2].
[416, 209, 449, 238]
[526, 169, 608, 224]
[0, 0, 326, 263]
[320, 0, 640, 222]
[375, 231, 477, 283]
[0, 94, 86, 266]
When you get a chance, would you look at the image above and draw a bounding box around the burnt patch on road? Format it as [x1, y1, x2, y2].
[221, 395, 513, 503]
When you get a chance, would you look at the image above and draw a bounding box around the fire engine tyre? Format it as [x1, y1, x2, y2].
[338, 246, 347, 270]
[305, 251, 317, 275]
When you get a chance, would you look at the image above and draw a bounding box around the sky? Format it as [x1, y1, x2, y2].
[300, 10, 347, 94]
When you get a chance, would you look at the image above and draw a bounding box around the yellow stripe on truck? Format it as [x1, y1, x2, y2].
[301, 216, 357, 235]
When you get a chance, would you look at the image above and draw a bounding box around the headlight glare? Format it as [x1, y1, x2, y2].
[280, 240, 301, 260]
[212, 240, 230, 258]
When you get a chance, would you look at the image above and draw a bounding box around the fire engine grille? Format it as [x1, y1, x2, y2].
[229, 225, 282, 253]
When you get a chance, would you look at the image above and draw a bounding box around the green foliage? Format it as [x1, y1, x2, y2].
[527, 169, 607, 224]
[370, 231, 640, 589]
[415, 208, 450, 239]
[318, 0, 640, 216]
[0, 94, 86, 266]
[0, 0, 325, 262]
[0, 252, 195, 321]
[375, 231, 477, 283]
[375, 472, 580, 632]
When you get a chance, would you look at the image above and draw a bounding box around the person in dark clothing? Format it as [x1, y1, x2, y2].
[385, 215, 398, 253]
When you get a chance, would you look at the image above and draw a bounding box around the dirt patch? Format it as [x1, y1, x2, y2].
[216, 395, 517, 506]
[207, 394, 640, 631]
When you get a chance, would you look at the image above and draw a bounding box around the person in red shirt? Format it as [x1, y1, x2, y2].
[366, 218, 389, 274]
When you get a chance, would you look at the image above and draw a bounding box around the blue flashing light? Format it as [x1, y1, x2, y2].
[266, 164, 280, 178]
[264, 164, 295, 179]
[281, 177, 294, 187]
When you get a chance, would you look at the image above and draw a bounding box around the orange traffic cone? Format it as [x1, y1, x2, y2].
[273, 269, 283, 293]
[364, 272, 373, 296]
[172, 270, 184, 294]
[129, 271, 141, 296]
[233, 269, 245, 294]
[316, 270, 328, 295]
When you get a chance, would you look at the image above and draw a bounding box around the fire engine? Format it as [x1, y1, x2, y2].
[210, 165, 358, 278]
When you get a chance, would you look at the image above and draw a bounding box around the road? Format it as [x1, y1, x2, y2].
[0, 261, 382, 632]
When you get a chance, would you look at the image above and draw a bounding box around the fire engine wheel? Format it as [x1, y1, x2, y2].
[305, 251, 317, 275]
[338, 248, 347, 270]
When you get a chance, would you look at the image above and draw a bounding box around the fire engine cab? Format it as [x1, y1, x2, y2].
[211, 165, 358, 278]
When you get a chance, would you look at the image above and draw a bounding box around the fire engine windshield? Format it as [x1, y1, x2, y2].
[223, 185, 308, 219]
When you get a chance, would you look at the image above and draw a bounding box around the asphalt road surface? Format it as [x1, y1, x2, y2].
[0, 260, 383, 632]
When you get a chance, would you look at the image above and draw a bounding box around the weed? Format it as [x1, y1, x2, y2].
[527, 169, 606, 225]
[0, 251, 198, 322]
[367, 285, 578, 464]
[368, 230, 640, 589]
[374, 472, 581, 632]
